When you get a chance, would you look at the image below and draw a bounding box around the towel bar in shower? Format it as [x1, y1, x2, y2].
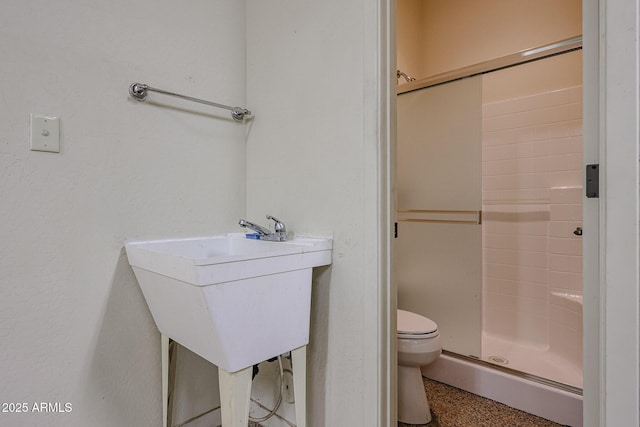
[397, 209, 482, 225]
[129, 83, 252, 122]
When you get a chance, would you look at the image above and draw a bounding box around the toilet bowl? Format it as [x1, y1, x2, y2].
[397, 309, 441, 425]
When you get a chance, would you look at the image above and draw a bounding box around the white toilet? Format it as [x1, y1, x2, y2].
[397, 309, 442, 425]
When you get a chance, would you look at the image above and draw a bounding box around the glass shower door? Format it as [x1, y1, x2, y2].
[396, 50, 583, 388]
[481, 51, 583, 387]
[396, 76, 483, 358]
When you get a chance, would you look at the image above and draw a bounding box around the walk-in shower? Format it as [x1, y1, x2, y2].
[396, 38, 583, 425]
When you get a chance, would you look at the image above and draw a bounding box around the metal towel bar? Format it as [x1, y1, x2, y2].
[129, 83, 252, 122]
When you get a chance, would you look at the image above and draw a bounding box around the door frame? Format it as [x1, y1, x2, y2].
[582, 0, 640, 425]
[381, 0, 640, 424]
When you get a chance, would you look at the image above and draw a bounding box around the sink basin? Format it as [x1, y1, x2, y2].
[126, 233, 332, 285]
[125, 233, 332, 372]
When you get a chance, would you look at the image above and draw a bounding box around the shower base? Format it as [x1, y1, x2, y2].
[482, 333, 582, 389]
[421, 352, 582, 426]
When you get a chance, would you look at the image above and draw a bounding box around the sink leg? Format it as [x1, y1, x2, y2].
[292, 345, 307, 427]
[161, 334, 169, 427]
[218, 366, 252, 427]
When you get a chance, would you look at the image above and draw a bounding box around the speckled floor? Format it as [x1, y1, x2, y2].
[399, 378, 565, 427]
[249, 377, 564, 427]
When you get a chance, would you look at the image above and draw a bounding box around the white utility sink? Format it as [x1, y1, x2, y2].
[125, 233, 332, 372]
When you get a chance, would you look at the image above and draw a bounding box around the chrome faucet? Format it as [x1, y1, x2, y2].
[239, 215, 288, 241]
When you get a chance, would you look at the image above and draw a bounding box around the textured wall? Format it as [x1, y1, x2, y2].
[0, 1, 246, 426]
[246, 1, 386, 425]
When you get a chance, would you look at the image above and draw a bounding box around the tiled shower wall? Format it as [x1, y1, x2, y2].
[482, 86, 583, 352]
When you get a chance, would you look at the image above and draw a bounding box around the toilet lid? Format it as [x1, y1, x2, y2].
[397, 309, 438, 338]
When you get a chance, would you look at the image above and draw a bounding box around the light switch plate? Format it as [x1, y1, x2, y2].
[30, 114, 60, 153]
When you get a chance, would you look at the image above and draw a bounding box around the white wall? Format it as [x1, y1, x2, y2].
[246, 1, 389, 425]
[0, 1, 246, 426]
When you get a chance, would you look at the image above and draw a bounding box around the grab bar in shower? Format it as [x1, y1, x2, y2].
[128, 83, 252, 122]
[397, 209, 482, 225]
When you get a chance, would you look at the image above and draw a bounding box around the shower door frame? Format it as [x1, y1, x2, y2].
[399, 39, 585, 381]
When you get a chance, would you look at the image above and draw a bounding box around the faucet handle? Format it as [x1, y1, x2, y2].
[266, 214, 286, 232]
